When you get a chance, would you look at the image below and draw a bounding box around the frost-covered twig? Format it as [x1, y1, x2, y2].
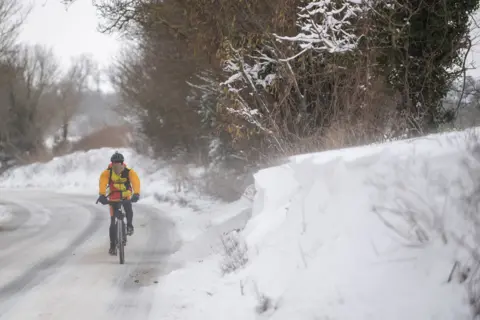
[222, 43, 277, 96]
[274, 0, 365, 58]
[219, 229, 249, 274]
[219, 43, 278, 135]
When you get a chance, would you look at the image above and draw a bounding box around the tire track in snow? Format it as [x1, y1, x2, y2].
[0, 202, 30, 233]
[0, 200, 102, 315]
[0, 195, 71, 260]
[0, 205, 56, 268]
[108, 205, 181, 320]
[0, 191, 182, 319]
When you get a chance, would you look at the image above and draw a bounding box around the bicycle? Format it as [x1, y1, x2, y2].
[96, 197, 131, 264]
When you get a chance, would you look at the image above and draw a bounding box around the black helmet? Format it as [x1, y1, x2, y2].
[110, 151, 124, 163]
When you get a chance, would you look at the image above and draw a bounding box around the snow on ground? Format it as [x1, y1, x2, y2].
[148, 128, 480, 320]
[3, 128, 480, 319]
[0, 147, 248, 242]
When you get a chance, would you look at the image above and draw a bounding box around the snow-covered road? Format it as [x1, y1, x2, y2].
[0, 190, 180, 320]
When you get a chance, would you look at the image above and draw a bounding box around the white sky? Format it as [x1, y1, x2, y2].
[18, 0, 123, 90]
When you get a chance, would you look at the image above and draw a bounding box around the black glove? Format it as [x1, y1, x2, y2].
[97, 194, 108, 205]
[131, 193, 140, 203]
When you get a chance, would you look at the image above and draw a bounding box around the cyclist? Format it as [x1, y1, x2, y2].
[97, 151, 141, 255]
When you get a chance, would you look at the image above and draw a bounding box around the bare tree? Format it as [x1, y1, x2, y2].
[109, 26, 210, 159]
[0, 44, 59, 166]
[0, 0, 30, 59]
[52, 54, 97, 150]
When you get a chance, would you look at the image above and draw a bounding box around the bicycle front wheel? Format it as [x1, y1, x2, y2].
[117, 219, 125, 264]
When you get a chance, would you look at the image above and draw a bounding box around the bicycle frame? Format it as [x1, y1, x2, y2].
[96, 195, 132, 265]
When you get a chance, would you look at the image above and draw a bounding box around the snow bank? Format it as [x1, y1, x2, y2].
[0, 147, 238, 241]
[0, 148, 159, 193]
[150, 128, 480, 319]
[0, 148, 218, 209]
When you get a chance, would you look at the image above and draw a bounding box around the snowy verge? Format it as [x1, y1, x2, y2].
[142, 195, 252, 244]
[0, 148, 165, 196]
[149, 128, 480, 320]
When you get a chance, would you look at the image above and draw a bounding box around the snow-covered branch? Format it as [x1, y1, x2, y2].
[221, 47, 278, 92]
[220, 0, 365, 101]
[217, 0, 367, 139]
[275, 0, 365, 55]
[219, 44, 278, 130]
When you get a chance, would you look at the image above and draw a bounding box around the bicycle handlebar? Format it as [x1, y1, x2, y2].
[96, 198, 133, 205]
[96, 190, 136, 205]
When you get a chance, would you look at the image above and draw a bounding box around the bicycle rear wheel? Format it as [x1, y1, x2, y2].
[117, 219, 125, 264]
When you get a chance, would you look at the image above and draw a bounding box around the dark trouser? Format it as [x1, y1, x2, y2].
[109, 201, 134, 244]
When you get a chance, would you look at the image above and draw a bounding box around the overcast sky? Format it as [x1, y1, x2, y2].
[18, 0, 122, 90]
[15, 1, 480, 87]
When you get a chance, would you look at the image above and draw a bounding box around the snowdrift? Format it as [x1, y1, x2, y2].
[0, 148, 161, 193]
[0, 147, 251, 242]
[150, 128, 480, 320]
[0, 147, 215, 208]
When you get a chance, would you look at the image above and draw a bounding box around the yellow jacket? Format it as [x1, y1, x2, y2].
[99, 163, 141, 200]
